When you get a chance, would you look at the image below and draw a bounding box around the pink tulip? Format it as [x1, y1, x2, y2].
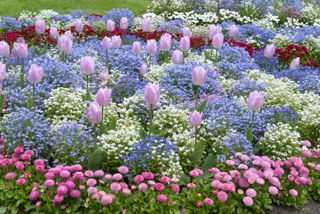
[192, 66, 208, 86]
[0, 62, 7, 81]
[106, 20, 115, 31]
[247, 91, 264, 111]
[58, 35, 73, 55]
[212, 33, 224, 49]
[49, 27, 58, 38]
[189, 111, 202, 127]
[27, 64, 44, 84]
[35, 20, 46, 34]
[101, 36, 112, 50]
[159, 33, 172, 51]
[75, 21, 83, 33]
[86, 102, 102, 124]
[0, 41, 10, 57]
[264, 44, 276, 58]
[64, 30, 74, 40]
[290, 57, 300, 70]
[140, 63, 148, 75]
[182, 27, 192, 38]
[144, 83, 160, 110]
[228, 24, 238, 37]
[120, 17, 129, 29]
[146, 39, 157, 55]
[171, 50, 184, 64]
[142, 17, 152, 32]
[179, 36, 190, 52]
[99, 70, 109, 86]
[111, 35, 121, 49]
[80, 56, 95, 75]
[95, 87, 112, 107]
[208, 25, 222, 39]
[13, 42, 28, 59]
[132, 41, 141, 54]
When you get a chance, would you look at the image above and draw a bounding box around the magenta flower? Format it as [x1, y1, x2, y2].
[156, 194, 168, 203]
[28, 191, 40, 201]
[217, 191, 228, 202]
[118, 166, 129, 174]
[140, 63, 149, 75]
[101, 195, 113, 205]
[110, 182, 121, 192]
[242, 196, 253, 206]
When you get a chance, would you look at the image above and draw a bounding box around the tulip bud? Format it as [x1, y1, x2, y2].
[159, 33, 172, 52]
[146, 39, 157, 55]
[106, 20, 115, 31]
[0, 41, 10, 57]
[95, 87, 112, 107]
[49, 27, 58, 38]
[179, 36, 190, 52]
[247, 91, 264, 111]
[80, 56, 95, 75]
[189, 111, 202, 127]
[264, 44, 276, 58]
[212, 33, 224, 49]
[86, 102, 102, 124]
[192, 66, 208, 86]
[111, 36, 121, 49]
[228, 24, 238, 37]
[13, 42, 28, 59]
[64, 30, 73, 40]
[120, 17, 129, 30]
[0, 62, 7, 81]
[208, 25, 222, 39]
[132, 41, 141, 54]
[140, 63, 148, 75]
[27, 64, 44, 84]
[290, 57, 300, 70]
[144, 83, 160, 110]
[99, 70, 109, 86]
[171, 50, 184, 64]
[35, 20, 46, 34]
[101, 36, 112, 50]
[75, 21, 83, 33]
[141, 17, 152, 32]
[58, 35, 73, 55]
[182, 27, 192, 38]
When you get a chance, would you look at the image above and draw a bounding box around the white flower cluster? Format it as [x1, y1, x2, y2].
[258, 122, 301, 160]
[283, 18, 306, 28]
[132, 13, 165, 31]
[269, 34, 292, 48]
[253, 13, 280, 30]
[300, 4, 320, 25]
[298, 93, 320, 128]
[144, 64, 166, 83]
[44, 87, 86, 123]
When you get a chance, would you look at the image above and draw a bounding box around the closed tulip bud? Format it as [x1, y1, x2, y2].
[0, 41, 10, 57]
[192, 66, 208, 86]
[120, 17, 129, 29]
[171, 50, 184, 64]
[58, 35, 73, 55]
[247, 91, 264, 111]
[13, 42, 28, 59]
[99, 70, 109, 86]
[80, 56, 95, 75]
[146, 39, 157, 55]
[132, 41, 141, 54]
[27, 64, 44, 84]
[290, 57, 300, 70]
[228, 24, 238, 37]
[64, 30, 73, 40]
[75, 20, 83, 33]
[159, 33, 172, 51]
[140, 63, 148, 75]
[106, 20, 115, 31]
[141, 17, 152, 32]
[95, 87, 112, 107]
[182, 27, 192, 38]
[144, 83, 160, 110]
[101, 36, 112, 50]
[86, 102, 102, 124]
[179, 36, 190, 52]
[264, 44, 276, 58]
[111, 35, 121, 49]
[35, 20, 46, 34]
[189, 111, 202, 128]
[212, 33, 224, 49]
[49, 27, 58, 38]
[0, 62, 7, 81]
[208, 25, 222, 39]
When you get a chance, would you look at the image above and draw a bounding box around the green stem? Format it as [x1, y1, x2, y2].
[19, 58, 24, 88]
[85, 75, 91, 100]
[105, 50, 108, 67]
[251, 110, 255, 131]
[32, 84, 35, 105]
[194, 126, 198, 152]
[149, 107, 153, 135]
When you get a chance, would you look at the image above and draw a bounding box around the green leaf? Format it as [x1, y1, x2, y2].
[0, 207, 6, 214]
[139, 127, 147, 139]
[191, 140, 205, 167]
[88, 147, 105, 170]
[201, 154, 216, 172]
[0, 94, 4, 111]
[245, 128, 253, 142]
[179, 173, 190, 185]
[107, 117, 117, 131]
[196, 99, 207, 112]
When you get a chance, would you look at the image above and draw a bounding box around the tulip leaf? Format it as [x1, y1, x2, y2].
[201, 154, 216, 172]
[196, 99, 207, 112]
[0, 94, 4, 112]
[88, 147, 105, 170]
[191, 140, 205, 167]
[245, 128, 253, 142]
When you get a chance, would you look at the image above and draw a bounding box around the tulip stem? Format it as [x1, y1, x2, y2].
[251, 110, 255, 133]
[19, 59, 24, 88]
[194, 126, 198, 150]
[85, 75, 91, 100]
[149, 108, 153, 135]
[32, 84, 35, 105]
[105, 50, 108, 67]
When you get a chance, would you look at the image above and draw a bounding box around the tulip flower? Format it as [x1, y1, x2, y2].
[132, 41, 141, 55]
[111, 35, 121, 49]
[35, 20, 46, 34]
[192, 66, 208, 86]
[182, 27, 192, 38]
[212, 33, 224, 50]
[120, 17, 129, 30]
[146, 39, 157, 55]
[75, 21, 84, 34]
[140, 63, 148, 75]
[264, 44, 276, 58]
[86, 102, 102, 124]
[189, 111, 202, 128]
[208, 25, 222, 39]
[141, 17, 152, 32]
[144, 83, 160, 134]
[179, 36, 190, 52]
[101, 36, 112, 67]
[64, 30, 74, 40]
[49, 27, 58, 38]
[0, 62, 7, 81]
[27, 64, 44, 107]
[80, 56, 95, 100]
[58, 35, 73, 59]
[247, 91, 265, 142]
[95, 87, 112, 133]
[99, 70, 109, 86]
[13, 42, 28, 88]
[171, 50, 184, 64]
[228, 24, 238, 38]
[106, 20, 115, 31]
[0, 41, 10, 59]
[159, 34, 171, 52]
[290, 57, 300, 70]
